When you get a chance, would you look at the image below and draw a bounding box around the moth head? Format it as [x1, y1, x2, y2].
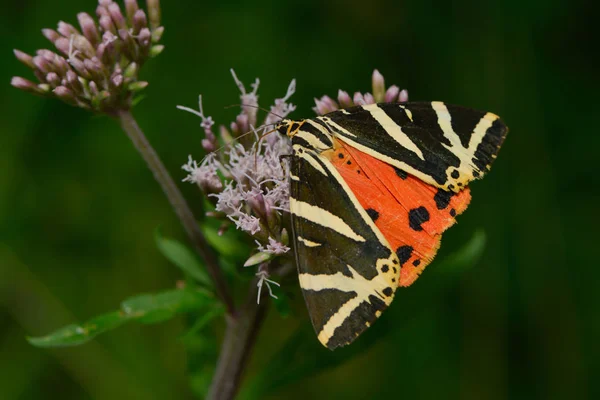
[276, 118, 303, 138]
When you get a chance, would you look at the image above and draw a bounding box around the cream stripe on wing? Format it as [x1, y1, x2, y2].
[468, 112, 499, 152]
[431, 101, 460, 146]
[297, 236, 322, 247]
[295, 128, 332, 152]
[299, 265, 392, 345]
[362, 103, 425, 160]
[290, 198, 366, 242]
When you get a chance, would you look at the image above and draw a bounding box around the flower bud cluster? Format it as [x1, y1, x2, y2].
[11, 0, 164, 114]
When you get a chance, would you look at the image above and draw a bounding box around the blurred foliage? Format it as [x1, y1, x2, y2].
[1, 0, 598, 399]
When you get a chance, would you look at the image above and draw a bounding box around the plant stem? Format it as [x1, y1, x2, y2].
[207, 279, 268, 400]
[116, 109, 235, 314]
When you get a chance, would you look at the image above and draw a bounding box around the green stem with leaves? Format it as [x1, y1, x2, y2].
[117, 110, 270, 399]
[116, 110, 234, 314]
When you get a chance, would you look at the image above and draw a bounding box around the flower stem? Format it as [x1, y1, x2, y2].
[207, 278, 268, 400]
[116, 109, 235, 314]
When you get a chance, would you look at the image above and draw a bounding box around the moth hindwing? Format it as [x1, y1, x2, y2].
[277, 101, 507, 349]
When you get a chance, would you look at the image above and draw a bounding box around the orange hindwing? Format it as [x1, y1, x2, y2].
[323, 138, 471, 286]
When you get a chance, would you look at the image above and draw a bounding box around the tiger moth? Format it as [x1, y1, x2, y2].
[276, 101, 507, 349]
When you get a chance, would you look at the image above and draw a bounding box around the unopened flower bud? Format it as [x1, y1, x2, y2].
[125, 0, 139, 23]
[111, 73, 124, 88]
[147, 0, 161, 29]
[77, 13, 100, 47]
[128, 81, 148, 92]
[137, 28, 151, 49]
[132, 10, 147, 34]
[99, 15, 116, 34]
[149, 44, 164, 58]
[53, 85, 77, 104]
[399, 89, 409, 103]
[372, 69, 385, 102]
[41, 29, 60, 45]
[151, 26, 164, 43]
[337, 89, 353, 108]
[32, 56, 51, 74]
[202, 138, 216, 153]
[124, 62, 138, 78]
[353, 92, 366, 105]
[219, 125, 234, 145]
[11, 76, 44, 94]
[46, 72, 61, 87]
[384, 85, 400, 103]
[108, 2, 128, 31]
[65, 70, 83, 93]
[57, 21, 80, 37]
[363, 92, 375, 104]
[244, 251, 274, 267]
[13, 50, 35, 69]
[54, 37, 71, 57]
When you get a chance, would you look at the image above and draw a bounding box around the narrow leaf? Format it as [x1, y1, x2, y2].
[28, 289, 214, 348]
[27, 311, 126, 347]
[155, 228, 212, 287]
[121, 289, 214, 324]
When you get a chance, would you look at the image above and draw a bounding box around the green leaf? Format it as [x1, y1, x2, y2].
[121, 289, 214, 324]
[28, 289, 214, 348]
[155, 228, 212, 287]
[27, 311, 126, 347]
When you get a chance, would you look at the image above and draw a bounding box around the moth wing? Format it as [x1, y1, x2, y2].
[321, 101, 507, 191]
[289, 147, 399, 349]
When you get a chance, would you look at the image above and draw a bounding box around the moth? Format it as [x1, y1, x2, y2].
[276, 101, 507, 349]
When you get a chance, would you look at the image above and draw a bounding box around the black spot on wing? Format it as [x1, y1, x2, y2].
[434, 189, 454, 210]
[396, 245, 413, 265]
[383, 287, 393, 297]
[413, 259, 421, 267]
[409, 206, 430, 231]
[394, 167, 408, 179]
[366, 208, 380, 222]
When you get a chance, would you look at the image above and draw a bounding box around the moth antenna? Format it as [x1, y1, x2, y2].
[196, 124, 280, 168]
[224, 103, 286, 121]
[253, 125, 281, 169]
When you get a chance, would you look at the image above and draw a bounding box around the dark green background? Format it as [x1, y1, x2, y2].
[1, 0, 597, 399]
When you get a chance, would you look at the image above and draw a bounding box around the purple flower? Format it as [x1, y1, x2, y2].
[180, 70, 295, 280]
[11, 0, 164, 115]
